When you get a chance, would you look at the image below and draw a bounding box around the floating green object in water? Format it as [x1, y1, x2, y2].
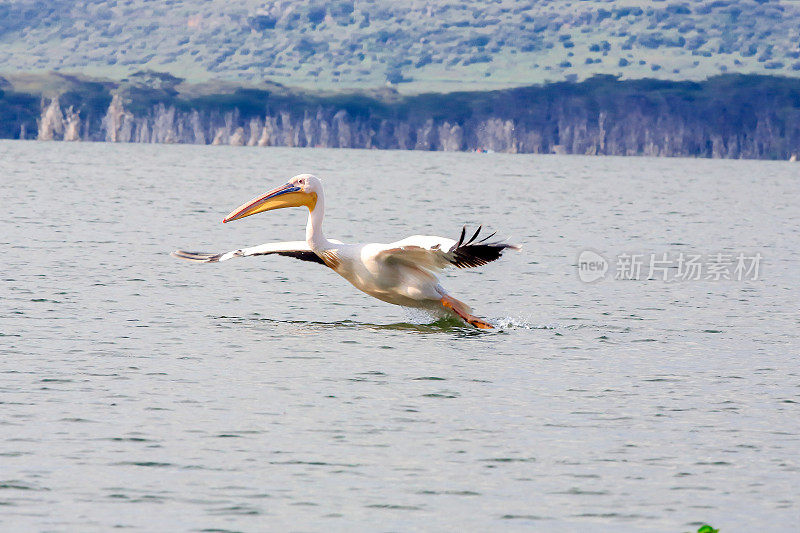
[697, 526, 719, 533]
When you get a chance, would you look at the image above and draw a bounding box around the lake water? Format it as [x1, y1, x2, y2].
[1, 140, 798, 531]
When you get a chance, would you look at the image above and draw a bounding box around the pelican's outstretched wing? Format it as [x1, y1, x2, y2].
[375, 226, 519, 271]
[172, 241, 326, 265]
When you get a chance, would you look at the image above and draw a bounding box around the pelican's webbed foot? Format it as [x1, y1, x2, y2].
[439, 294, 494, 329]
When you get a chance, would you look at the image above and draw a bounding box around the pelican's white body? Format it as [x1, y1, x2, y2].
[326, 240, 451, 308]
[218, 236, 459, 311]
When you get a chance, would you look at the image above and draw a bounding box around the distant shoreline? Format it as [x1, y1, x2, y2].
[1, 72, 799, 160]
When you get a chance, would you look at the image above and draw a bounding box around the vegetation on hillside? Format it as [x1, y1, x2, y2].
[0, 1, 798, 92]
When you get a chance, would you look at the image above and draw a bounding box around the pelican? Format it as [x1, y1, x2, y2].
[172, 174, 519, 329]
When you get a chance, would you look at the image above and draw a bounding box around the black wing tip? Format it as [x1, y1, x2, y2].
[449, 225, 520, 268]
[467, 225, 482, 246]
[274, 250, 326, 265]
[171, 250, 222, 263]
[478, 231, 497, 243]
[457, 226, 467, 247]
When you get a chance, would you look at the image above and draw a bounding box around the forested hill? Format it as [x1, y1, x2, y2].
[0, 0, 799, 92]
[2, 72, 799, 160]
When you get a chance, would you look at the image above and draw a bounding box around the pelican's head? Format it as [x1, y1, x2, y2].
[223, 174, 321, 223]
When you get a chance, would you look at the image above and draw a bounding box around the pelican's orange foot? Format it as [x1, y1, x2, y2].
[440, 295, 494, 330]
[467, 317, 494, 329]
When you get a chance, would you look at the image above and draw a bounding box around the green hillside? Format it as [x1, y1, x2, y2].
[0, 0, 798, 92]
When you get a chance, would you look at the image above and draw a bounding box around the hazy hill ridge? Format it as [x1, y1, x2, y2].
[3, 72, 799, 160]
[1, 0, 799, 91]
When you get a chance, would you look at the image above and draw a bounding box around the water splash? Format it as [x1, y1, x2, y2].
[492, 316, 561, 330]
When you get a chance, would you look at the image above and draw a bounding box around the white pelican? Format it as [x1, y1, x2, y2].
[172, 174, 518, 329]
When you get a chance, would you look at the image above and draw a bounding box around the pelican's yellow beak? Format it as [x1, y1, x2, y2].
[223, 183, 317, 223]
